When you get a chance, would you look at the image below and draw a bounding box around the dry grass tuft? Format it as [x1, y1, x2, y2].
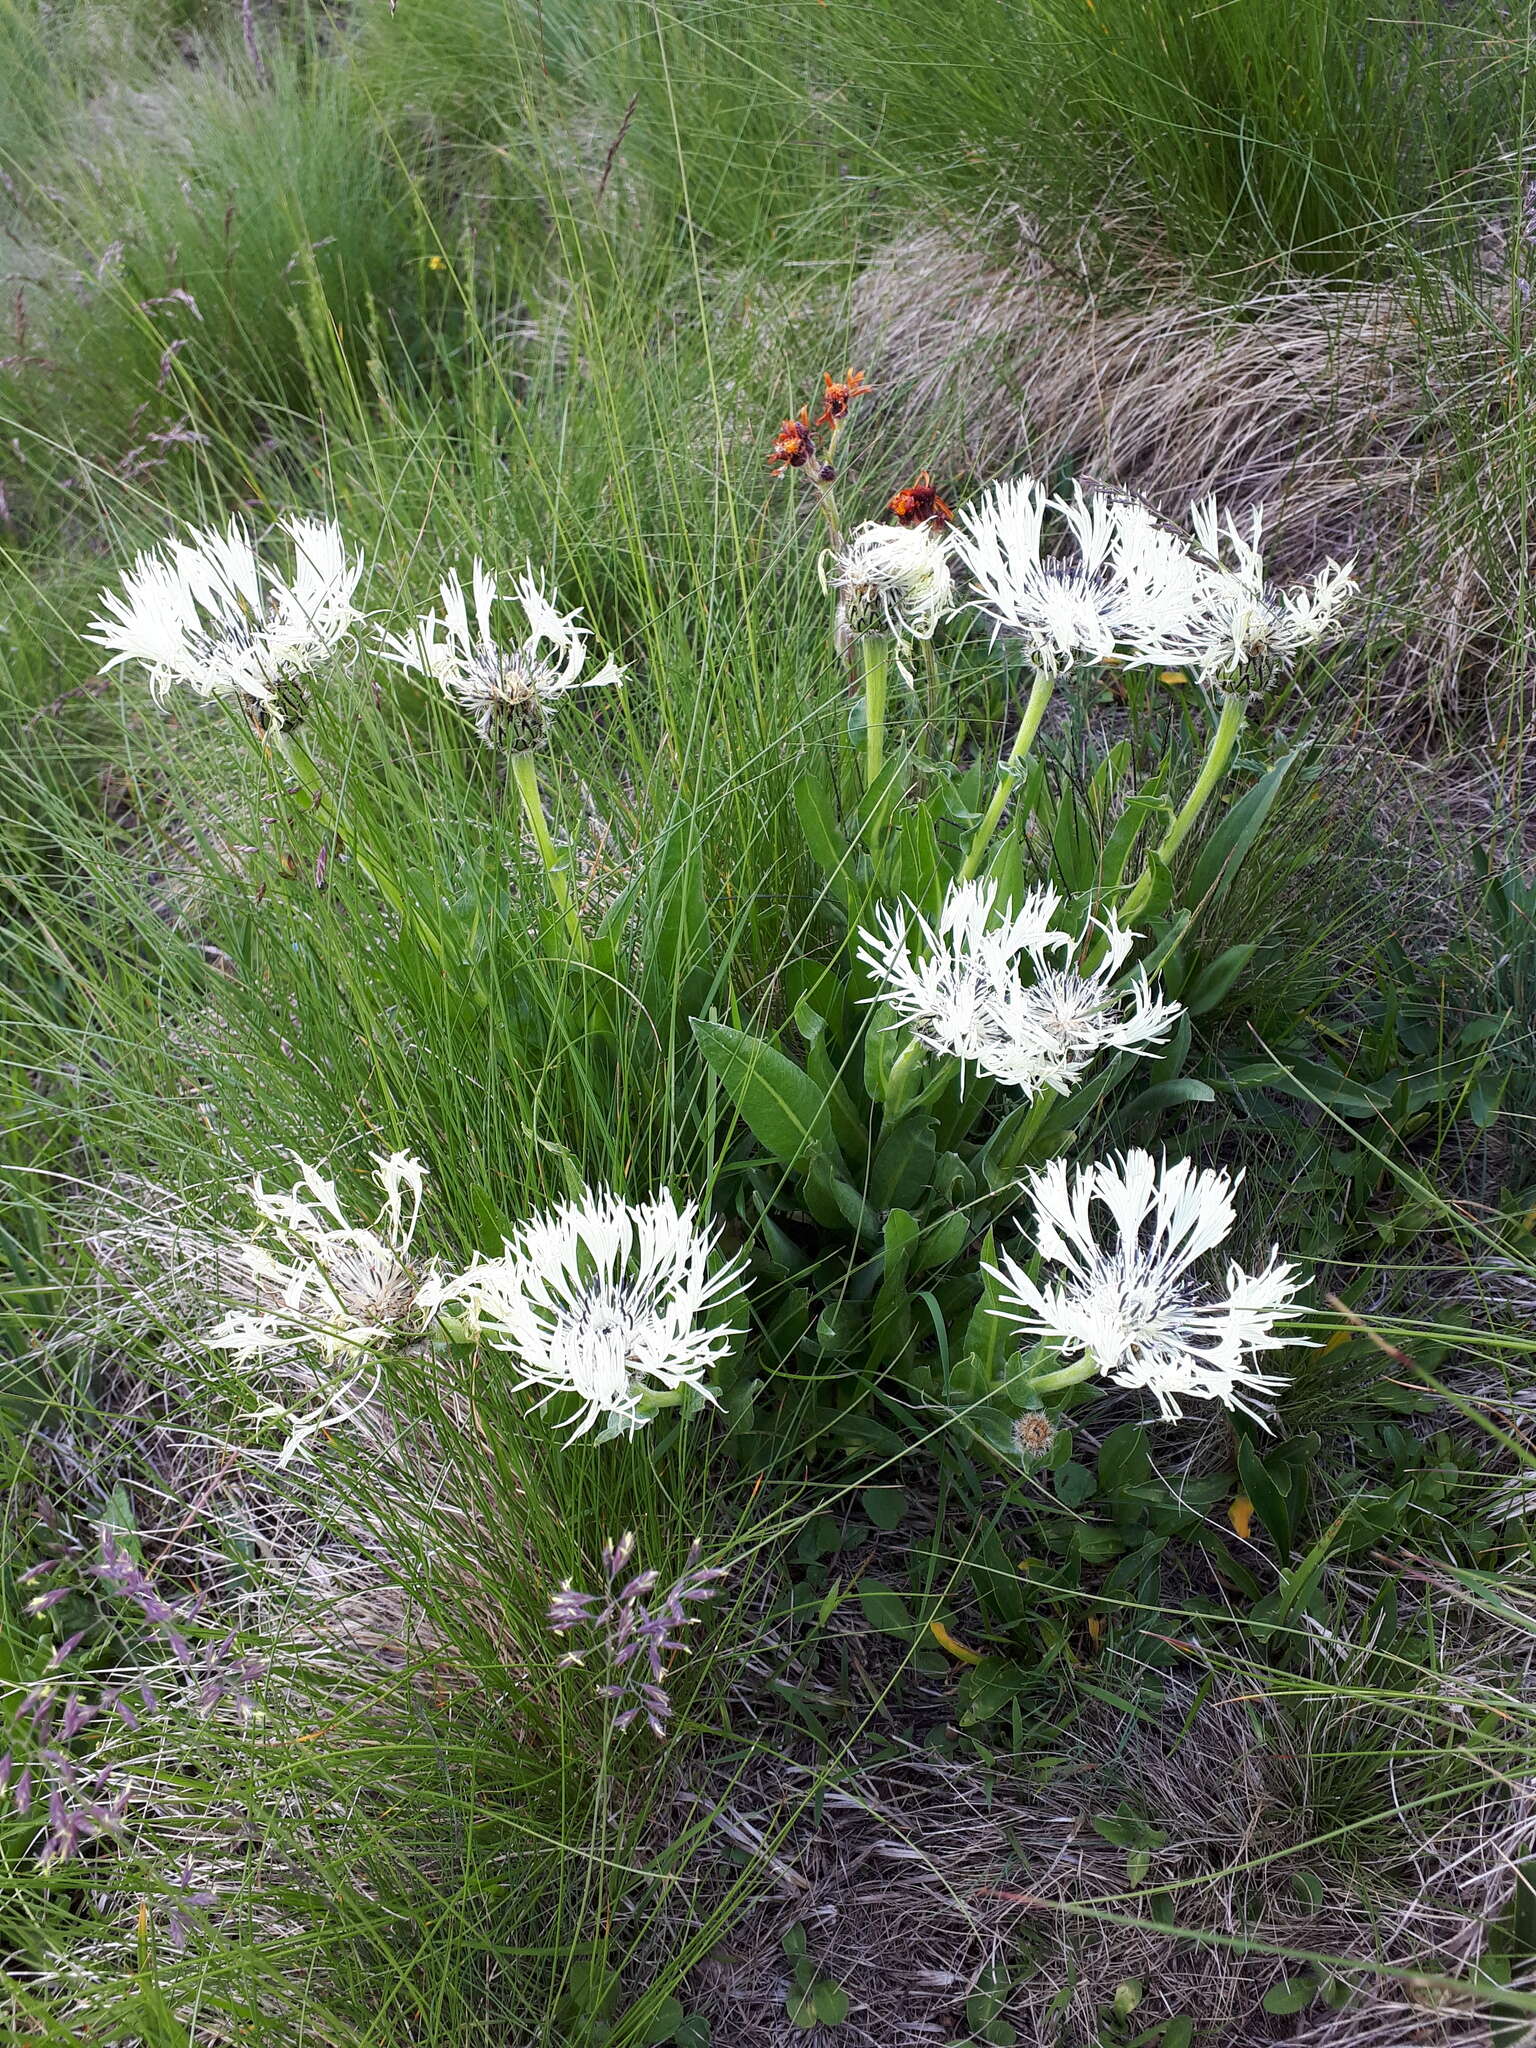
[852, 217, 1534, 737]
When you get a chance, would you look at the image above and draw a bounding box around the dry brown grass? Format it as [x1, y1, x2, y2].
[852, 216, 1535, 741]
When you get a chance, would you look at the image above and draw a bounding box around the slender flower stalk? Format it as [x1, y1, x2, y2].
[423, 1187, 748, 1441]
[381, 561, 622, 952]
[510, 751, 585, 952]
[988, 1150, 1309, 1423]
[959, 665, 1057, 882]
[861, 636, 891, 793]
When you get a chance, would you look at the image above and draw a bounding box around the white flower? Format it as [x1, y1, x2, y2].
[859, 883, 1178, 1097]
[208, 1149, 433, 1368]
[425, 1187, 746, 1440]
[980, 912, 1183, 1096]
[1186, 497, 1357, 676]
[380, 560, 624, 748]
[824, 520, 956, 646]
[988, 1150, 1308, 1422]
[86, 517, 362, 722]
[954, 477, 1206, 674]
[857, 878, 1071, 1070]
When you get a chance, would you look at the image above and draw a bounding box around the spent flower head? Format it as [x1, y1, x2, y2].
[954, 477, 1208, 675]
[814, 367, 873, 429]
[768, 408, 819, 477]
[424, 1186, 747, 1440]
[1186, 497, 1358, 677]
[86, 516, 361, 727]
[380, 560, 624, 749]
[888, 471, 953, 530]
[208, 1150, 435, 1374]
[988, 1150, 1308, 1422]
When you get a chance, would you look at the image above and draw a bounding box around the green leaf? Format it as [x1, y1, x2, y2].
[1182, 942, 1257, 1015]
[693, 1019, 839, 1172]
[1097, 1424, 1150, 1497]
[1054, 1461, 1096, 1508]
[869, 1115, 937, 1210]
[1119, 1078, 1216, 1122]
[641, 1996, 686, 2044]
[1237, 1434, 1297, 1563]
[861, 1486, 907, 1532]
[1186, 751, 1296, 909]
[794, 772, 851, 885]
[915, 1208, 969, 1274]
[812, 1979, 849, 2026]
[857, 1577, 916, 1637]
[1261, 1976, 1317, 2016]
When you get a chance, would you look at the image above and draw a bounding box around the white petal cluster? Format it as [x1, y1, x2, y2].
[86, 517, 362, 721]
[209, 1150, 433, 1367]
[859, 878, 1178, 1096]
[1185, 497, 1358, 677]
[954, 477, 1207, 674]
[424, 1187, 746, 1440]
[380, 559, 624, 748]
[826, 520, 956, 645]
[988, 1150, 1308, 1421]
[858, 879, 1070, 1069]
[981, 913, 1183, 1095]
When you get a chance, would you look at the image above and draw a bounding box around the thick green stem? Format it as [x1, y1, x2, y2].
[1160, 689, 1246, 863]
[918, 637, 942, 751]
[1123, 689, 1246, 920]
[510, 750, 586, 954]
[960, 666, 1056, 882]
[861, 636, 891, 793]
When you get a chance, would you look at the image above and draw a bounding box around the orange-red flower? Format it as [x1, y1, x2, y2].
[814, 368, 872, 429]
[767, 409, 817, 476]
[887, 471, 953, 530]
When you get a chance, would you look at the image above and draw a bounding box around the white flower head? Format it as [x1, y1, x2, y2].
[980, 912, 1183, 1096]
[426, 1187, 746, 1440]
[988, 1150, 1309, 1422]
[1187, 497, 1358, 676]
[381, 560, 624, 749]
[954, 477, 1206, 675]
[857, 878, 1071, 1070]
[87, 516, 362, 725]
[208, 1149, 433, 1367]
[825, 520, 956, 647]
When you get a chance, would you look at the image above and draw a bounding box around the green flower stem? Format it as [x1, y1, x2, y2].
[861, 635, 891, 793]
[1123, 688, 1246, 920]
[1027, 1357, 1100, 1396]
[918, 637, 943, 751]
[510, 749, 586, 955]
[273, 730, 446, 968]
[959, 666, 1056, 882]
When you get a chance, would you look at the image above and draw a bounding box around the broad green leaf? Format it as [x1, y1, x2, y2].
[1183, 942, 1257, 1015]
[1261, 1976, 1317, 2016]
[693, 1018, 840, 1171]
[857, 1577, 915, 1637]
[1186, 751, 1297, 910]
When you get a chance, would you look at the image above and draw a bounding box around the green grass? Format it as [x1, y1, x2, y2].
[3, 1, 1536, 2043]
